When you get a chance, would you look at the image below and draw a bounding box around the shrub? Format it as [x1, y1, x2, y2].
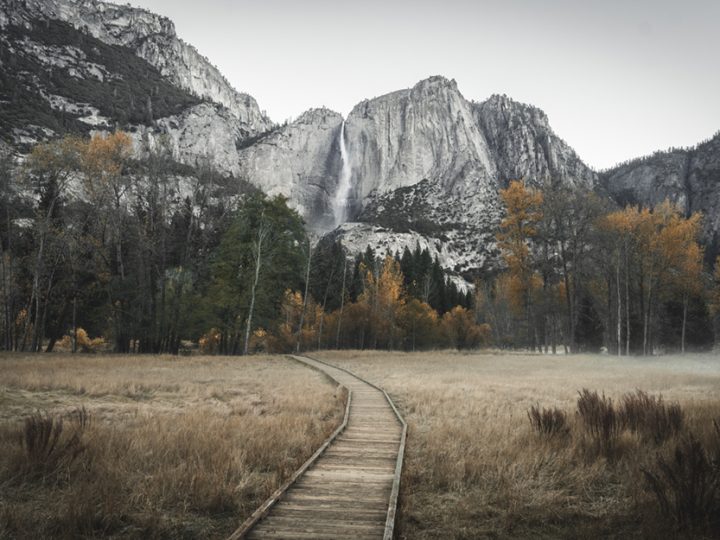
[441, 306, 490, 350]
[59, 328, 106, 353]
[198, 328, 222, 354]
[642, 432, 720, 532]
[576, 389, 621, 455]
[527, 405, 569, 438]
[620, 390, 684, 443]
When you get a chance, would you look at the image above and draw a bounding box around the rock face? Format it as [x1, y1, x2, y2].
[475, 95, 597, 189]
[133, 103, 248, 176]
[345, 77, 498, 201]
[236, 77, 599, 277]
[237, 108, 344, 232]
[601, 133, 720, 255]
[1, 0, 270, 133]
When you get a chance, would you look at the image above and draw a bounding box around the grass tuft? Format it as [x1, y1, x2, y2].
[642, 428, 720, 533]
[527, 404, 569, 438]
[22, 407, 88, 478]
[620, 390, 684, 443]
[576, 388, 621, 456]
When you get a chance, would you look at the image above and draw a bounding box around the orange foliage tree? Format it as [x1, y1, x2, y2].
[497, 180, 543, 349]
[441, 306, 491, 350]
[602, 202, 703, 355]
[397, 298, 440, 351]
[358, 255, 406, 349]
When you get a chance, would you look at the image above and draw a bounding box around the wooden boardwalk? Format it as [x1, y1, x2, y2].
[230, 355, 406, 540]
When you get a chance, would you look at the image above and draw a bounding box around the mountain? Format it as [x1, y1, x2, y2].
[2, 0, 719, 283]
[600, 132, 720, 257]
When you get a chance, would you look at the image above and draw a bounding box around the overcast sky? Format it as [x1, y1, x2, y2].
[124, 0, 719, 170]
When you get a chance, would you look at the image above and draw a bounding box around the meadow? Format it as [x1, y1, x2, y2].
[315, 350, 720, 539]
[1, 351, 718, 539]
[0, 354, 346, 539]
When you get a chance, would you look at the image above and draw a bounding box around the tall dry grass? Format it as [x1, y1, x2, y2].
[316, 350, 720, 539]
[0, 354, 345, 539]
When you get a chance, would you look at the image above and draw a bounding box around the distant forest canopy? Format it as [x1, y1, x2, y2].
[0, 132, 718, 355]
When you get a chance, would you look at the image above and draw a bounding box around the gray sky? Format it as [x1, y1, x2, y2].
[125, 0, 719, 170]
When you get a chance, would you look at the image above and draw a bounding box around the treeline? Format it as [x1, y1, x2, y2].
[480, 180, 719, 354]
[2, 132, 719, 355]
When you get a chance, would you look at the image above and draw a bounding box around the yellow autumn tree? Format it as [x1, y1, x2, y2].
[603, 201, 703, 355]
[497, 180, 543, 349]
[674, 242, 704, 353]
[81, 132, 132, 181]
[79, 132, 134, 351]
[270, 289, 324, 352]
[643, 202, 702, 354]
[359, 255, 406, 349]
[397, 298, 439, 351]
[441, 306, 491, 350]
[601, 206, 638, 356]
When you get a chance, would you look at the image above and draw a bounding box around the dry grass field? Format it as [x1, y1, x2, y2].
[315, 350, 720, 539]
[0, 354, 346, 539]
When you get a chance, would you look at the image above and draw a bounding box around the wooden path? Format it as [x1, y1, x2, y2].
[229, 355, 406, 540]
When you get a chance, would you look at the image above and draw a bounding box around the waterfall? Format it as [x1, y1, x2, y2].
[332, 120, 352, 227]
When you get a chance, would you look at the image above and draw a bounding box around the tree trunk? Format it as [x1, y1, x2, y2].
[616, 255, 622, 357]
[335, 258, 347, 349]
[411, 319, 416, 352]
[2, 173, 12, 350]
[681, 294, 688, 354]
[243, 220, 266, 356]
[317, 266, 335, 351]
[295, 242, 312, 353]
[26, 230, 46, 351]
[643, 282, 652, 356]
[72, 294, 77, 354]
[560, 257, 575, 353]
[1, 243, 9, 351]
[625, 247, 631, 356]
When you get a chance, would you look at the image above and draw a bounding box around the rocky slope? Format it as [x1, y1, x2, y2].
[0, 0, 270, 131]
[475, 94, 597, 189]
[601, 132, 720, 256]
